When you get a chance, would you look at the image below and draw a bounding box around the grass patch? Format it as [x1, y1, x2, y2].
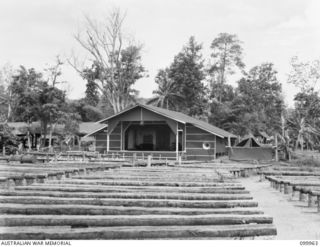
[291, 157, 320, 167]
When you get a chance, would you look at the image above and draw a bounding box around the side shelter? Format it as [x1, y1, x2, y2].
[84, 104, 236, 160]
[228, 134, 274, 161]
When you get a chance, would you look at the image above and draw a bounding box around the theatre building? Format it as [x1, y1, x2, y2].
[85, 104, 236, 160]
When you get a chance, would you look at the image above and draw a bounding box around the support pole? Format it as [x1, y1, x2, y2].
[147, 155, 152, 167]
[107, 133, 110, 152]
[176, 123, 179, 161]
[213, 135, 217, 160]
[275, 134, 279, 162]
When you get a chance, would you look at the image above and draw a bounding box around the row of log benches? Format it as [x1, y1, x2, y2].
[0, 158, 271, 189]
[0, 160, 277, 239]
[258, 165, 320, 213]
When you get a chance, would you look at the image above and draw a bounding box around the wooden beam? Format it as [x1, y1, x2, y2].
[106, 134, 110, 152]
[0, 224, 277, 239]
[176, 122, 179, 161]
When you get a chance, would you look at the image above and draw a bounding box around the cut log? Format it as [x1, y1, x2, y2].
[0, 196, 259, 208]
[0, 224, 277, 240]
[48, 179, 241, 187]
[0, 214, 273, 227]
[0, 203, 265, 215]
[14, 185, 250, 194]
[0, 190, 253, 201]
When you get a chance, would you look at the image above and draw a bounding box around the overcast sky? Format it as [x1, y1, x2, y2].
[1, 0, 320, 107]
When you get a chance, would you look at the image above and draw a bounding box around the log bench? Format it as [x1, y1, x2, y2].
[0, 196, 259, 208]
[0, 224, 277, 240]
[0, 203, 265, 216]
[14, 184, 250, 194]
[0, 163, 277, 239]
[0, 214, 273, 227]
[0, 190, 253, 201]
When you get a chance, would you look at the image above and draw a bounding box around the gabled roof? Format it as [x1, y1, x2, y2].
[237, 134, 261, 147]
[97, 103, 236, 138]
[78, 122, 107, 135]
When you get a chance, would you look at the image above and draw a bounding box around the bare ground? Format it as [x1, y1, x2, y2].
[239, 176, 320, 240]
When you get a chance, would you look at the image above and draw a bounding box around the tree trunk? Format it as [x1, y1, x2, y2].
[27, 121, 31, 152]
[43, 122, 48, 147]
[48, 123, 56, 151]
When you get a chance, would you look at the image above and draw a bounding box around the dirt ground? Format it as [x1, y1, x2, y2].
[239, 176, 320, 240]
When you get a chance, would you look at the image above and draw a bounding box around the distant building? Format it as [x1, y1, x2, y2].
[84, 104, 236, 160]
[6, 121, 105, 150]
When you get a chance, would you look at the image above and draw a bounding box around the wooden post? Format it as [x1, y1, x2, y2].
[213, 135, 217, 160]
[120, 122, 123, 151]
[176, 123, 179, 161]
[308, 194, 313, 207]
[2, 146, 5, 156]
[106, 134, 110, 152]
[228, 136, 231, 147]
[147, 155, 152, 167]
[275, 134, 279, 162]
[178, 155, 182, 165]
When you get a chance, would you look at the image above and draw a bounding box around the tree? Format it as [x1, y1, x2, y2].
[287, 91, 320, 150]
[70, 9, 145, 113]
[0, 121, 18, 154]
[9, 66, 44, 149]
[209, 33, 245, 102]
[168, 36, 207, 117]
[208, 83, 236, 130]
[83, 64, 100, 107]
[44, 56, 65, 87]
[0, 63, 14, 120]
[288, 56, 320, 93]
[230, 63, 284, 135]
[147, 68, 184, 109]
[287, 56, 320, 150]
[39, 60, 67, 148]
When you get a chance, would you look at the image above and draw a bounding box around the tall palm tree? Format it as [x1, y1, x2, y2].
[147, 69, 184, 109]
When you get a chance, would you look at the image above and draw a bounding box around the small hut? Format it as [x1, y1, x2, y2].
[228, 134, 273, 161]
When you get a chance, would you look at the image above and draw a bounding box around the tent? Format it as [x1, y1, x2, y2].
[228, 134, 273, 161]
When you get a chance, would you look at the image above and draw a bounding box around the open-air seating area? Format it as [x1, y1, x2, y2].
[0, 159, 277, 240]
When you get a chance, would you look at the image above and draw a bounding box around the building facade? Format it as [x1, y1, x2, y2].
[85, 104, 236, 160]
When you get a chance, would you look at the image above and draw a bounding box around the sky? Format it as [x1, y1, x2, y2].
[0, 0, 320, 107]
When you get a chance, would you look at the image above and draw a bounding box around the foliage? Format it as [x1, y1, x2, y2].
[234, 63, 284, 135]
[67, 98, 105, 122]
[9, 66, 44, 124]
[83, 65, 100, 107]
[147, 68, 185, 109]
[0, 122, 18, 154]
[287, 57, 320, 150]
[152, 36, 208, 117]
[208, 33, 245, 102]
[71, 9, 146, 113]
[287, 91, 320, 150]
[288, 56, 320, 93]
